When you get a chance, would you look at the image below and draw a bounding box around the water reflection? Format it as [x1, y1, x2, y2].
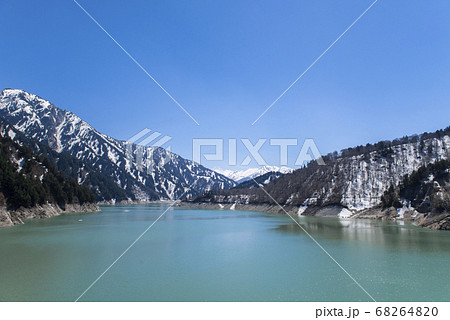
[1, 206, 449, 301]
[275, 216, 450, 253]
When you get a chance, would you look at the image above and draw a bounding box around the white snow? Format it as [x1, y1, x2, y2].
[8, 130, 16, 140]
[297, 205, 307, 216]
[2, 88, 449, 205]
[338, 208, 352, 218]
[338, 136, 450, 211]
[11, 155, 25, 172]
[397, 205, 415, 220]
[303, 197, 318, 206]
[0, 89, 232, 200]
[214, 165, 293, 183]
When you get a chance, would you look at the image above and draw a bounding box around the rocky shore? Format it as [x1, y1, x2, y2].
[354, 206, 450, 230]
[176, 201, 299, 215]
[176, 201, 450, 231]
[0, 203, 100, 227]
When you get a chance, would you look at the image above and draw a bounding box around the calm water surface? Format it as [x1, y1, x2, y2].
[0, 204, 449, 301]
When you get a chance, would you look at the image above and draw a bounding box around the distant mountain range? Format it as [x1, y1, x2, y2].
[214, 166, 293, 183]
[0, 89, 235, 202]
[232, 170, 287, 189]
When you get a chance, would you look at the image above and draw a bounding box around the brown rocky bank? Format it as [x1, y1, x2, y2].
[0, 202, 100, 227]
[176, 201, 449, 231]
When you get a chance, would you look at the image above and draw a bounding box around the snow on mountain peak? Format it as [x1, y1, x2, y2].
[0, 88, 236, 200]
[214, 165, 293, 183]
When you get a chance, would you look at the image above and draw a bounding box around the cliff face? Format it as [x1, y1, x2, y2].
[318, 135, 449, 211]
[376, 158, 450, 230]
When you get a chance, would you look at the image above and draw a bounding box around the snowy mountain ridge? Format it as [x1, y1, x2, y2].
[0, 89, 235, 201]
[214, 165, 293, 183]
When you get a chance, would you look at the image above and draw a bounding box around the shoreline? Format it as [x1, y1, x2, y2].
[3, 200, 448, 231]
[175, 201, 299, 215]
[176, 201, 450, 230]
[97, 199, 175, 205]
[0, 203, 100, 227]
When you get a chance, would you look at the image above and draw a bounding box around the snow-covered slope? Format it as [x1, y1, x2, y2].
[214, 165, 293, 183]
[318, 136, 450, 210]
[195, 129, 450, 213]
[0, 89, 235, 200]
[0, 116, 130, 201]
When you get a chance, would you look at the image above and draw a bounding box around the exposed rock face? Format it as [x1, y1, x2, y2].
[0, 207, 13, 227]
[417, 214, 450, 230]
[379, 158, 450, 230]
[337, 137, 449, 210]
[0, 203, 100, 227]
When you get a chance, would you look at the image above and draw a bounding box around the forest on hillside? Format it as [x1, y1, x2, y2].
[0, 117, 128, 202]
[0, 135, 95, 209]
[382, 159, 450, 214]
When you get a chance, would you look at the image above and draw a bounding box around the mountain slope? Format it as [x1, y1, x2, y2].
[192, 127, 450, 216]
[0, 135, 98, 226]
[0, 89, 235, 201]
[379, 159, 450, 230]
[0, 116, 129, 202]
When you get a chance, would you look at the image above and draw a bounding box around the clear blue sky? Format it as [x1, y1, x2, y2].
[1, 0, 449, 170]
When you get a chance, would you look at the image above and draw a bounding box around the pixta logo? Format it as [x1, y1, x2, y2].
[192, 138, 325, 166]
[126, 129, 172, 173]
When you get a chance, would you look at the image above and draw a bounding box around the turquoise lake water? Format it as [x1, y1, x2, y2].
[0, 204, 449, 301]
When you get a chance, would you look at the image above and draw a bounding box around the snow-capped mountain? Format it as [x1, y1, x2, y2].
[0, 89, 235, 201]
[214, 165, 293, 183]
[0, 116, 129, 201]
[233, 171, 286, 189]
